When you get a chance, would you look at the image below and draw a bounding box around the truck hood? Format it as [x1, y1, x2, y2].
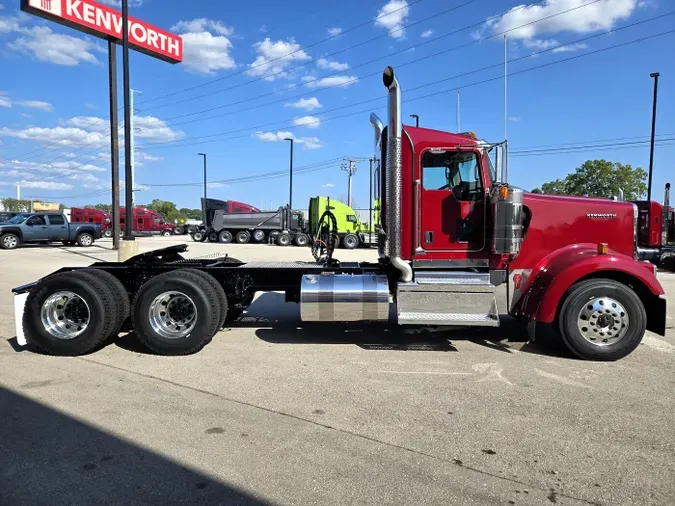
[510, 191, 636, 268]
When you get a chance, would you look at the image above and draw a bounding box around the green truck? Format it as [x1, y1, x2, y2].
[307, 197, 377, 249]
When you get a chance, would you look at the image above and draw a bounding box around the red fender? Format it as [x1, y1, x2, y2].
[513, 243, 664, 324]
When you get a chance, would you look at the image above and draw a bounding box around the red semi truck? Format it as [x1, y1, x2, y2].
[69, 208, 113, 238]
[12, 66, 668, 361]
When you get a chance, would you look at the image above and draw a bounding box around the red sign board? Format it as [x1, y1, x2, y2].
[20, 0, 182, 63]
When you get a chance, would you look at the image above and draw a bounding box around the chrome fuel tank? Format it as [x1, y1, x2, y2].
[300, 273, 390, 322]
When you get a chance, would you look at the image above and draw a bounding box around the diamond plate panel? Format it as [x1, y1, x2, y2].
[386, 135, 402, 258]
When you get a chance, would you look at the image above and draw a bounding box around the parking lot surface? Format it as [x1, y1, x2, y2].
[1, 237, 675, 505]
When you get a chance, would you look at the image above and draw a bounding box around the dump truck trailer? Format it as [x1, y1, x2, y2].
[12, 66, 667, 362]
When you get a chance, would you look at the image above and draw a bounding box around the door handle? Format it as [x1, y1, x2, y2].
[424, 231, 433, 243]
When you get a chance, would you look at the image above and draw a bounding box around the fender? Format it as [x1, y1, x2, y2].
[0, 226, 24, 241]
[513, 243, 664, 325]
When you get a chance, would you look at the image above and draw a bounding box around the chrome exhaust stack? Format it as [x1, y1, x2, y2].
[369, 113, 386, 259]
[382, 66, 413, 283]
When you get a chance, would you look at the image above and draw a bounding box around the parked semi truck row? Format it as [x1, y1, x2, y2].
[192, 197, 376, 249]
[11, 66, 669, 362]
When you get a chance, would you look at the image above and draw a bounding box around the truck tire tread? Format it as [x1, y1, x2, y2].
[180, 268, 229, 330]
[84, 269, 130, 339]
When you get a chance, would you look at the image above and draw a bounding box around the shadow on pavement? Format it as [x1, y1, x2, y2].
[0, 387, 268, 505]
[234, 293, 567, 358]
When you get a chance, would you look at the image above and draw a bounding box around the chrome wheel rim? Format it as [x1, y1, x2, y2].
[80, 235, 92, 246]
[40, 291, 90, 340]
[254, 231, 264, 241]
[3, 235, 17, 248]
[345, 237, 357, 247]
[577, 296, 629, 346]
[148, 291, 197, 339]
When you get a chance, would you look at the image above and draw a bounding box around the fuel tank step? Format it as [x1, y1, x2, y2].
[396, 272, 499, 327]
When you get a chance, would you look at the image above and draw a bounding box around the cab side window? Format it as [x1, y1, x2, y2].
[421, 150, 482, 201]
[27, 215, 46, 226]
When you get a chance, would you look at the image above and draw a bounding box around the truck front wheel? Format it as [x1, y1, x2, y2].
[276, 233, 291, 246]
[342, 234, 359, 250]
[557, 278, 647, 361]
[252, 230, 266, 242]
[1, 233, 20, 250]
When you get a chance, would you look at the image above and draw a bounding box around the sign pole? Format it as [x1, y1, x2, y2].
[120, 0, 137, 259]
[108, 40, 120, 251]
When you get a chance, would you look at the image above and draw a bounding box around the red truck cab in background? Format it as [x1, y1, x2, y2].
[120, 207, 175, 236]
[69, 208, 113, 237]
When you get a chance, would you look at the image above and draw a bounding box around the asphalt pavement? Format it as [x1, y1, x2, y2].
[1, 236, 674, 505]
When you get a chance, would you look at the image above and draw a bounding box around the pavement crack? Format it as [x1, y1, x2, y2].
[78, 357, 600, 506]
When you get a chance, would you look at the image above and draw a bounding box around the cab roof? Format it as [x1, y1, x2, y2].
[402, 125, 482, 148]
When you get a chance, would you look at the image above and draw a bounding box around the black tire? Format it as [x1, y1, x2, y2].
[181, 269, 229, 330]
[84, 269, 130, 339]
[131, 271, 221, 355]
[236, 231, 250, 244]
[208, 232, 219, 243]
[161, 231, 171, 237]
[1, 233, 20, 250]
[22, 270, 119, 356]
[294, 234, 309, 247]
[187, 226, 197, 235]
[557, 278, 647, 361]
[219, 230, 233, 244]
[103, 229, 113, 238]
[192, 231, 205, 242]
[62, 241, 76, 247]
[252, 230, 266, 242]
[276, 232, 291, 246]
[342, 234, 359, 250]
[76, 233, 94, 247]
[173, 226, 184, 235]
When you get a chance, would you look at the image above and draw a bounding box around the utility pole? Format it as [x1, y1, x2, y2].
[198, 153, 207, 224]
[648, 72, 660, 202]
[16, 185, 20, 201]
[341, 158, 359, 208]
[130, 88, 141, 206]
[504, 34, 509, 183]
[410, 114, 419, 128]
[108, 40, 120, 251]
[284, 138, 294, 209]
[121, 0, 135, 255]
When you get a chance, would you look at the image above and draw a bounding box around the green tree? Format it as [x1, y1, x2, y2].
[145, 199, 187, 224]
[0, 198, 32, 212]
[179, 208, 203, 220]
[532, 160, 647, 200]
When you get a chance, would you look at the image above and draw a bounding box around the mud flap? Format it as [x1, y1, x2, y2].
[14, 292, 29, 346]
[647, 295, 667, 336]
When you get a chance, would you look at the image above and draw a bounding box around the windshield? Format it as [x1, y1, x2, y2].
[486, 148, 498, 183]
[7, 214, 29, 224]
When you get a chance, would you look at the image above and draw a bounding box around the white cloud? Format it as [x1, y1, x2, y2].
[374, 0, 410, 39]
[20, 112, 32, 119]
[133, 116, 185, 143]
[85, 103, 98, 110]
[14, 180, 73, 190]
[247, 38, 311, 81]
[328, 27, 342, 36]
[285, 97, 322, 111]
[421, 29, 434, 38]
[316, 58, 349, 71]
[252, 131, 323, 150]
[0, 92, 10, 108]
[293, 116, 321, 129]
[322, 183, 335, 188]
[16, 100, 53, 112]
[487, 0, 639, 40]
[207, 182, 229, 188]
[171, 18, 233, 36]
[0, 125, 108, 149]
[302, 75, 358, 88]
[135, 152, 162, 163]
[552, 42, 588, 52]
[260, 25, 268, 33]
[7, 26, 104, 66]
[508, 116, 522, 122]
[171, 18, 236, 75]
[0, 12, 21, 33]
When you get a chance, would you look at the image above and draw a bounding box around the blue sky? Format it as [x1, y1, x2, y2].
[0, 0, 673, 211]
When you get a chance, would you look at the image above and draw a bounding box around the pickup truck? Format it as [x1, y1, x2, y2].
[0, 213, 101, 250]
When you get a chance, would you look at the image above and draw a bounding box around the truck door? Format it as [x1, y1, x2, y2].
[46, 214, 68, 240]
[23, 215, 48, 241]
[418, 149, 486, 253]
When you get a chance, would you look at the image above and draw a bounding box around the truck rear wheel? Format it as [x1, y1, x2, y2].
[22, 270, 120, 356]
[103, 229, 113, 238]
[236, 231, 251, 244]
[131, 271, 221, 355]
[1, 233, 20, 250]
[252, 230, 266, 242]
[180, 269, 229, 329]
[192, 231, 205, 242]
[276, 233, 291, 246]
[557, 278, 647, 361]
[208, 232, 219, 243]
[173, 226, 184, 235]
[342, 233, 359, 250]
[85, 269, 131, 338]
[77, 233, 94, 247]
[219, 230, 233, 244]
[161, 230, 171, 237]
[294, 234, 309, 247]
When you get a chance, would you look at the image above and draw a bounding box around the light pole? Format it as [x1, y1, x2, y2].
[121, 0, 134, 243]
[410, 114, 419, 128]
[284, 138, 294, 209]
[198, 153, 207, 224]
[648, 72, 659, 202]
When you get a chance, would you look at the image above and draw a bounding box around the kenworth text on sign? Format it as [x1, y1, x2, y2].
[21, 0, 182, 63]
[11, 66, 668, 362]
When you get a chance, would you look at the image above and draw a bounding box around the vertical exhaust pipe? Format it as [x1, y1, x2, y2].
[383, 66, 413, 283]
[665, 183, 671, 207]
